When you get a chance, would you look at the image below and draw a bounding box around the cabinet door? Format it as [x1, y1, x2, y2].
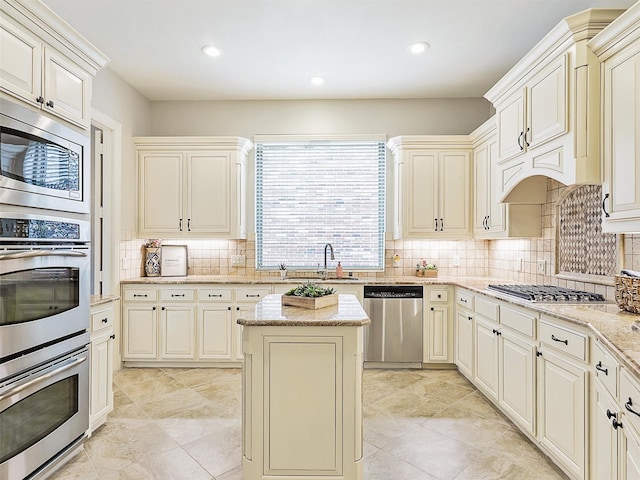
[426, 304, 450, 363]
[0, 16, 41, 105]
[123, 306, 157, 359]
[500, 332, 535, 435]
[161, 305, 196, 359]
[602, 49, 640, 229]
[43, 47, 91, 128]
[405, 151, 438, 235]
[473, 140, 490, 234]
[90, 332, 114, 431]
[455, 310, 473, 378]
[187, 152, 232, 234]
[538, 349, 587, 479]
[622, 418, 640, 480]
[497, 89, 526, 161]
[527, 55, 567, 149]
[139, 152, 184, 234]
[474, 317, 499, 400]
[198, 305, 232, 359]
[439, 152, 471, 236]
[486, 139, 505, 232]
[593, 381, 619, 480]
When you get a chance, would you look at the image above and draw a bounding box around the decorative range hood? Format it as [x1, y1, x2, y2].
[484, 8, 624, 204]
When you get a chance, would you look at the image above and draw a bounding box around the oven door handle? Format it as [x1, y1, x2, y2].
[0, 356, 87, 402]
[0, 249, 88, 260]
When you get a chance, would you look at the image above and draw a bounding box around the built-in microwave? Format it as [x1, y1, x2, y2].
[0, 99, 90, 214]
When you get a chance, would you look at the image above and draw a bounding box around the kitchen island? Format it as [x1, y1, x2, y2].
[237, 293, 370, 480]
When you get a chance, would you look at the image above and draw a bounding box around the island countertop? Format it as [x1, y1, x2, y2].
[237, 293, 370, 327]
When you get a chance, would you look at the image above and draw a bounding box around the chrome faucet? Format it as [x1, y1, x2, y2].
[323, 243, 335, 280]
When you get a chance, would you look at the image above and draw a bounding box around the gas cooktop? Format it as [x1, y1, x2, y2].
[487, 284, 606, 303]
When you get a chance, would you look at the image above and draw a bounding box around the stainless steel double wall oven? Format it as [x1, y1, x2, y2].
[1, 99, 92, 480]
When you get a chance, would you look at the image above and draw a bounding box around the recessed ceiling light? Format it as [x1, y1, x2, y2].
[201, 45, 223, 57]
[310, 76, 325, 86]
[408, 42, 430, 55]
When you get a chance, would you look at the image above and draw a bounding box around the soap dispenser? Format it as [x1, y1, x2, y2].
[336, 261, 343, 278]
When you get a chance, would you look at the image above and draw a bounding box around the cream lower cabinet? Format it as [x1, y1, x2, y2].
[424, 286, 453, 363]
[89, 301, 116, 434]
[538, 318, 589, 480]
[198, 287, 234, 360]
[473, 296, 537, 436]
[122, 284, 270, 365]
[454, 289, 474, 379]
[388, 136, 471, 239]
[135, 137, 253, 239]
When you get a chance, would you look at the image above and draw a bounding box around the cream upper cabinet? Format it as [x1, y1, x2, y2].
[388, 136, 471, 240]
[485, 9, 623, 203]
[589, 3, 640, 233]
[471, 117, 542, 239]
[135, 137, 253, 239]
[0, 5, 107, 129]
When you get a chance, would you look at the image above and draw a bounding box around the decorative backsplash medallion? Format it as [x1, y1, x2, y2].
[557, 185, 617, 276]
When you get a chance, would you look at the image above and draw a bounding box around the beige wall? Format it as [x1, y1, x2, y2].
[149, 98, 492, 137]
[92, 67, 152, 232]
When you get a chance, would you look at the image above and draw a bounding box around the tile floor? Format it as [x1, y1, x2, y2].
[49, 367, 567, 480]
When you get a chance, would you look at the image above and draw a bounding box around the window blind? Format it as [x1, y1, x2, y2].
[256, 139, 386, 270]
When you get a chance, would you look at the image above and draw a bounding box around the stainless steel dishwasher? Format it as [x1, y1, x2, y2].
[363, 285, 423, 368]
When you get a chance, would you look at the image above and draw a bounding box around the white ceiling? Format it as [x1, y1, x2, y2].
[41, 0, 638, 102]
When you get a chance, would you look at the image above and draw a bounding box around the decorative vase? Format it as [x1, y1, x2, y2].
[280, 270, 287, 280]
[145, 247, 161, 276]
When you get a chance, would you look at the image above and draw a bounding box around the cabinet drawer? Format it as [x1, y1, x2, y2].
[475, 296, 499, 322]
[429, 289, 449, 303]
[501, 305, 536, 338]
[91, 308, 114, 332]
[539, 320, 587, 361]
[456, 290, 474, 309]
[236, 287, 271, 303]
[199, 288, 233, 302]
[593, 340, 619, 399]
[123, 288, 157, 302]
[161, 288, 196, 302]
[621, 368, 640, 435]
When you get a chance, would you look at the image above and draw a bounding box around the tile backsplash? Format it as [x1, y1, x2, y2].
[120, 178, 640, 302]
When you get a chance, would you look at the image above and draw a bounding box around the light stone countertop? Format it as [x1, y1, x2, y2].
[236, 294, 370, 327]
[120, 274, 640, 376]
[90, 294, 120, 307]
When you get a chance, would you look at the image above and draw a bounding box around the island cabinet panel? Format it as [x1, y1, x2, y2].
[266, 339, 342, 475]
[240, 294, 366, 480]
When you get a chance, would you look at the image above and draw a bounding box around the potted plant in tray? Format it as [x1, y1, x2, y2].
[416, 259, 438, 277]
[282, 281, 337, 309]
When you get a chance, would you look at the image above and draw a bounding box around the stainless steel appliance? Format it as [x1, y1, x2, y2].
[0, 334, 89, 480]
[487, 284, 606, 303]
[0, 208, 90, 360]
[363, 285, 423, 367]
[0, 207, 91, 479]
[0, 99, 90, 214]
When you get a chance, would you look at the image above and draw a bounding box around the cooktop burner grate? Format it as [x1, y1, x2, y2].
[487, 284, 606, 302]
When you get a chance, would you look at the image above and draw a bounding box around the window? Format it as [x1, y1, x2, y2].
[255, 136, 386, 270]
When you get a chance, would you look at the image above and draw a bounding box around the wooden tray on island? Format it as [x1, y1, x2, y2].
[281, 293, 338, 310]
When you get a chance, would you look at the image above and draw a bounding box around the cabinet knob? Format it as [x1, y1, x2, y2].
[101, 318, 108, 323]
[536, 351, 542, 357]
[46, 100, 54, 108]
[430, 307, 434, 311]
[36, 96, 44, 104]
[467, 316, 473, 321]
[110, 334, 116, 340]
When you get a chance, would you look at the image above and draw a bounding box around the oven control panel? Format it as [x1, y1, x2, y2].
[0, 217, 81, 240]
